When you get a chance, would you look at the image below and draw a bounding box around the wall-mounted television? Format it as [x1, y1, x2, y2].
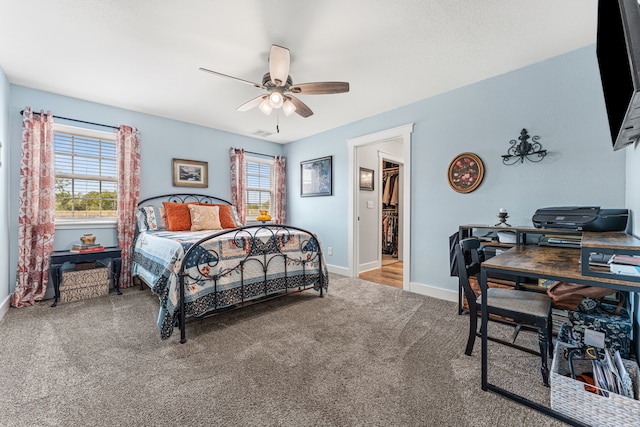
[596, 0, 640, 150]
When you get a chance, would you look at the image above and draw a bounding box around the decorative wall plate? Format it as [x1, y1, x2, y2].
[447, 152, 484, 193]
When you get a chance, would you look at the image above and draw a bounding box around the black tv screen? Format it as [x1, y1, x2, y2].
[596, 0, 640, 150]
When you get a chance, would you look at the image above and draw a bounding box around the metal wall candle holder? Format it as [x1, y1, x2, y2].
[502, 128, 546, 165]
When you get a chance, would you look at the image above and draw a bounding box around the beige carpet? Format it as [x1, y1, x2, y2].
[0, 274, 567, 426]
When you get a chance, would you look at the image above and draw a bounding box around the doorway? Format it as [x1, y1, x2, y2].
[347, 124, 413, 291]
[359, 157, 403, 288]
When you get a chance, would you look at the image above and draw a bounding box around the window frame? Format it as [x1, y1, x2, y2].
[53, 123, 118, 229]
[244, 155, 274, 224]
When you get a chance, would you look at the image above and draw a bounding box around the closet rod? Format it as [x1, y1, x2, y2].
[19, 109, 119, 130]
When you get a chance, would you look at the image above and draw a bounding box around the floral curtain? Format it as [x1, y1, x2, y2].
[230, 148, 246, 225]
[116, 125, 140, 289]
[272, 156, 286, 224]
[11, 107, 56, 307]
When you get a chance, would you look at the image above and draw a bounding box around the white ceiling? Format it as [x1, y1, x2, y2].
[0, 0, 598, 144]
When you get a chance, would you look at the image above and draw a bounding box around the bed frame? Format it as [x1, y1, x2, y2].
[133, 193, 328, 343]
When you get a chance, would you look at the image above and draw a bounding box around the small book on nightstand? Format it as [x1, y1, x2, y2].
[69, 244, 104, 254]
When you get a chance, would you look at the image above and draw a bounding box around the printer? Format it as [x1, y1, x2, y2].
[532, 206, 628, 231]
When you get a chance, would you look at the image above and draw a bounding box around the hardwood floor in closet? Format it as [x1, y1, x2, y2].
[359, 260, 403, 288]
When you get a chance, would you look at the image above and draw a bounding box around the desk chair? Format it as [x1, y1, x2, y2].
[456, 237, 554, 386]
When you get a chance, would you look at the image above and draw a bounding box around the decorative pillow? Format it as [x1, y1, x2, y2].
[136, 205, 167, 231]
[208, 204, 237, 229]
[189, 204, 222, 231]
[162, 202, 193, 231]
[230, 205, 244, 227]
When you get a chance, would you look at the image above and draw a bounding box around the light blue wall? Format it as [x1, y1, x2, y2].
[8, 86, 284, 294]
[0, 66, 9, 307]
[286, 45, 627, 295]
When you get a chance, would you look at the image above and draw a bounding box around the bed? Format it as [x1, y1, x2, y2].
[131, 193, 328, 343]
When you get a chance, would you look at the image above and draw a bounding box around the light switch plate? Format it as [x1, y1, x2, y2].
[367, 200, 374, 209]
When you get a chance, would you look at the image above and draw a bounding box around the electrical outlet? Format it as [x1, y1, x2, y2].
[327, 247, 333, 256]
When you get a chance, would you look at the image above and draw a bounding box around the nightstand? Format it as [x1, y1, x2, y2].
[50, 247, 122, 307]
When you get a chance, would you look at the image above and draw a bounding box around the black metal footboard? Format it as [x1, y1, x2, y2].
[176, 224, 328, 343]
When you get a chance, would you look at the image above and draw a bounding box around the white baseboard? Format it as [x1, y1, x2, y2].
[409, 281, 457, 303]
[358, 261, 380, 274]
[326, 264, 350, 276]
[0, 293, 10, 321]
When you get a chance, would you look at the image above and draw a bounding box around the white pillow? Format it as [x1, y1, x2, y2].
[136, 205, 167, 232]
[230, 205, 244, 227]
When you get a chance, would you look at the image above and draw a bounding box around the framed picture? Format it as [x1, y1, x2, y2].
[300, 156, 332, 197]
[359, 167, 374, 191]
[447, 152, 484, 193]
[172, 158, 208, 188]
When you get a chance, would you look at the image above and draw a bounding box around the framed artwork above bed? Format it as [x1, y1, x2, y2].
[300, 156, 332, 197]
[172, 158, 208, 188]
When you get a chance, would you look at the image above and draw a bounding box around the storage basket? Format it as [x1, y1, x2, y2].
[550, 340, 640, 426]
[60, 267, 109, 303]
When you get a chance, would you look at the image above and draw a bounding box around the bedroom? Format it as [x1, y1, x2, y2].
[0, 1, 639, 424]
[0, 0, 638, 342]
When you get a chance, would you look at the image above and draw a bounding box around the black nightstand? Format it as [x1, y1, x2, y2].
[50, 247, 122, 307]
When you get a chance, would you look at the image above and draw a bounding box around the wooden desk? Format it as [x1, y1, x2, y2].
[479, 244, 640, 425]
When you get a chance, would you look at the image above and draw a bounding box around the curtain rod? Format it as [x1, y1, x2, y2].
[244, 150, 276, 159]
[19, 109, 119, 130]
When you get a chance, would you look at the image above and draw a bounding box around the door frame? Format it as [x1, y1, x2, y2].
[347, 124, 413, 290]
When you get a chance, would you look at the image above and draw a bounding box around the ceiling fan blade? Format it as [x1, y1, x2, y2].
[199, 67, 264, 89]
[236, 95, 267, 111]
[269, 45, 290, 87]
[289, 82, 349, 95]
[287, 95, 314, 118]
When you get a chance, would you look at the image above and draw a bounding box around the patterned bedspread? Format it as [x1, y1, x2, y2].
[132, 226, 328, 339]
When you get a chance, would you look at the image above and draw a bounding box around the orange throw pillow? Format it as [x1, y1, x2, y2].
[198, 203, 237, 229]
[162, 202, 192, 231]
[215, 204, 238, 229]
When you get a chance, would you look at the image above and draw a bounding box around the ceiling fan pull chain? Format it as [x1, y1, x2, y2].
[276, 112, 280, 133]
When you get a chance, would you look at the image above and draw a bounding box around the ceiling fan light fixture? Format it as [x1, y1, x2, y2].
[269, 92, 284, 108]
[200, 44, 348, 119]
[282, 98, 297, 116]
[259, 98, 273, 115]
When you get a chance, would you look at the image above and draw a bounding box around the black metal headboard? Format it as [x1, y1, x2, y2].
[137, 193, 232, 207]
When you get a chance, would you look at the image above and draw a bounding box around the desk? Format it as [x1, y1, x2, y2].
[50, 247, 122, 307]
[480, 244, 640, 425]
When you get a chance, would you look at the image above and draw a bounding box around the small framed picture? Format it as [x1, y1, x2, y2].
[359, 167, 374, 191]
[172, 158, 208, 188]
[300, 156, 332, 197]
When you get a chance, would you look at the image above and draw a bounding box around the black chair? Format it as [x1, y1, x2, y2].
[455, 237, 553, 386]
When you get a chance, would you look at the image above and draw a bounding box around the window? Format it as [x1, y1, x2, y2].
[245, 157, 273, 221]
[53, 124, 117, 223]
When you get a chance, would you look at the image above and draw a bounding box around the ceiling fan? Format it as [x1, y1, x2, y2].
[199, 44, 349, 118]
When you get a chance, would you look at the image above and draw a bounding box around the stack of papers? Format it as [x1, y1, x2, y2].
[590, 350, 635, 399]
[496, 231, 516, 244]
[610, 263, 640, 277]
[609, 255, 640, 277]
